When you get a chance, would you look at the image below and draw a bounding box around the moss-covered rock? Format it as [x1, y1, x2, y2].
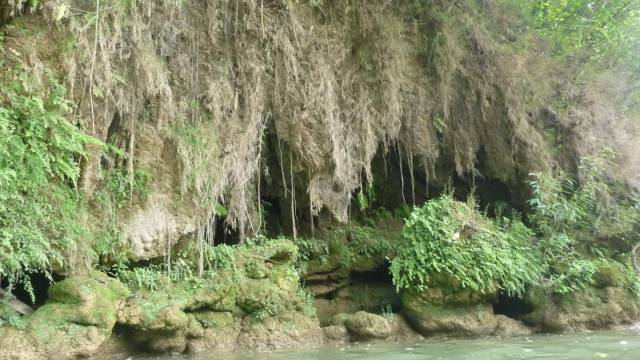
[401, 288, 530, 337]
[117, 240, 322, 354]
[0, 271, 129, 359]
[236, 311, 323, 350]
[493, 315, 532, 337]
[322, 324, 350, 342]
[340, 311, 398, 340]
[594, 263, 627, 288]
[524, 284, 640, 331]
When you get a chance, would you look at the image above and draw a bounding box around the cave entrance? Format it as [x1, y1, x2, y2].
[492, 292, 534, 320]
[0, 272, 64, 308]
[307, 260, 401, 325]
[349, 263, 401, 313]
[209, 215, 240, 246]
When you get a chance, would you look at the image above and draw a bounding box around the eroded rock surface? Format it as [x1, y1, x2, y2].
[401, 287, 531, 338]
[0, 271, 128, 359]
[117, 240, 323, 354]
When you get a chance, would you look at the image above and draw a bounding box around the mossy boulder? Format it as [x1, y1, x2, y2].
[118, 240, 322, 354]
[245, 259, 270, 279]
[493, 315, 532, 337]
[0, 326, 42, 359]
[314, 281, 400, 325]
[322, 324, 350, 342]
[0, 271, 129, 359]
[594, 263, 626, 288]
[524, 284, 640, 331]
[236, 311, 323, 350]
[339, 311, 398, 340]
[401, 289, 530, 337]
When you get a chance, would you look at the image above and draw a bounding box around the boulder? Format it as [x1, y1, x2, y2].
[342, 311, 398, 340]
[322, 325, 350, 342]
[524, 285, 640, 332]
[401, 288, 532, 337]
[0, 271, 129, 359]
[117, 240, 323, 354]
[493, 315, 532, 337]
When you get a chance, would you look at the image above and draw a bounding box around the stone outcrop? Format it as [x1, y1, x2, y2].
[524, 283, 640, 332]
[117, 240, 323, 354]
[325, 311, 421, 343]
[401, 287, 532, 338]
[0, 271, 128, 359]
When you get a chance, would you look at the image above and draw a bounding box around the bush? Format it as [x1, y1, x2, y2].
[0, 64, 98, 297]
[527, 150, 640, 295]
[511, 0, 640, 66]
[528, 150, 639, 251]
[390, 195, 542, 296]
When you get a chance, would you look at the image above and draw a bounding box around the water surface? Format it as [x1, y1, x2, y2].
[145, 331, 640, 360]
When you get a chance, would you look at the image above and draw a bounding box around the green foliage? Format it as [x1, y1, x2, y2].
[93, 224, 131, 273]
[297, 287, 316, 317]
[0, 64, 98, 296]
[527, 150, 640, 295]
[624, 263, 640, 299]
[0, 299, 26, 329]
[340, 226, 394, 268]
[381, 303, 393, 321]
[118, 265, 164, 291]
[528, 150, 639, 254]
[100, 166, 152, 209]
[305, 0, 322, 9]
[390, 195, 543, 296]
[550, 258, 599, 295]
[514, 0, 640, 66]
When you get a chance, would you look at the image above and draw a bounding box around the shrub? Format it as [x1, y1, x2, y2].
[527, 150, 640, 295]
[390, 194, 542, 296]
[0, 64, 98, 298]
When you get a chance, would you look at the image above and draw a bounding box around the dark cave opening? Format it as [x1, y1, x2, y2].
[210, 215, 240, 246]
[349, 263, 402, 313]
[492, 292, 534, 320]
[0, 272, 65, 308]
[260, 194, 284, 238]
[361, 144, 523, 218]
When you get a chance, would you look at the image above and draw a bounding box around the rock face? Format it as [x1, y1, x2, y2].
[524, 284, 640, 332]
[304, 221, 403, 325]
[0, 271, 129, 359]
[117, 240, 323, 354]
[401, 288, 532, 338]
[337, 311, 398, 340]
[326, 311, 421, 343]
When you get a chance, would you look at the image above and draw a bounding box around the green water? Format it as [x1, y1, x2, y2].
[151, 331, 640, 360]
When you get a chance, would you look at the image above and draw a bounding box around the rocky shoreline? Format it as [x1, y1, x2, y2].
[1, 240, 638, 360]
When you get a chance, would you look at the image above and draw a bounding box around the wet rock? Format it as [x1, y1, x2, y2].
[322, 324, 350, 342]
[341, 311, 398, 340]
[236, 312, 323, 350]
[401, 288, 532, 338]
[117, 240, 323, 354]
[0, 271, 129, 359]
[329, 311, 398, 340]
[524, 285, 640, 332]
[403, 302, 499, 337]
[493, 315, 532, 337]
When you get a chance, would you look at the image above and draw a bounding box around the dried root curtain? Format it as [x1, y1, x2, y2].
[20, 0, 558, 238]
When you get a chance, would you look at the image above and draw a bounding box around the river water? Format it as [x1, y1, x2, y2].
[146, 330, 640, 360]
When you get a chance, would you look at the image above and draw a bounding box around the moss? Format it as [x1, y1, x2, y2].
[594, 263, 626, 288]
[10, 273, 130, 357]
[245, 259, 269, 279]
[192, 311, 235, 329]
[524, 283, 640, 332]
